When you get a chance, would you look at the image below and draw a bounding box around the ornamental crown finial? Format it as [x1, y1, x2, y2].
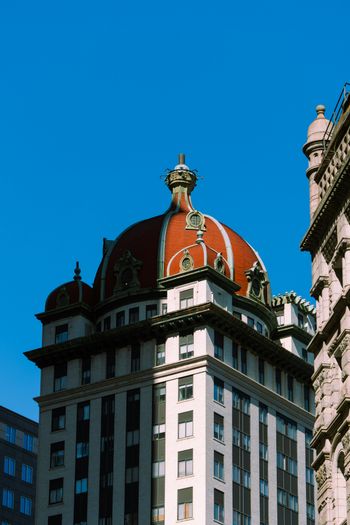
[74, 261, 82, 281]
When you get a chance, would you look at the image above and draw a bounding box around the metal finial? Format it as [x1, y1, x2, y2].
[74, 261, 82, 281]
[178, 153, 185, 165]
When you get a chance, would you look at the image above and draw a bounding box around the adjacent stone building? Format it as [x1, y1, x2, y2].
[301, 84, 350, 525]
[0, 405, 38, 524]
[27, 156, 316, 525]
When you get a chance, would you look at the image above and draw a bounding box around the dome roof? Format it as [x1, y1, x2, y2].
[305, 105, 332, 145]
[93, 156, 270, 305]
[45, 263, 93, 312]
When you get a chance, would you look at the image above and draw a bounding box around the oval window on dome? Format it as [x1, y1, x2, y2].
[180, 250, 194, 272]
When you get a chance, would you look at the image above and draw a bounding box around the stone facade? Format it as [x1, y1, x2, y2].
[301, 86, 350, 525]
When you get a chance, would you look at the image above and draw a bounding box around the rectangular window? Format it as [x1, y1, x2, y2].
[154, 383, 166, 403]
[49, 478, 63, 504]
[75, 478, 88, 494]
[20, 495, 32, 516]
[241, 348, 247, 374]
[259, 442, 268, 460]
[304, 384, 310, 411]
[233, 311, 242, 320]
[178, 411, 193, 439]
[214, 451, 224, 480]
[287, 375, 294, 402]
[276, 414, 297, 440]
[55, 324, 68, 344]
[116, 310, 125, 327]
[23, 432, 34, 451]
[155, 342, 165, 366]
[129, 307, 139, 324]
[76, 442, 89, 458]
[127, 429, 140, 446]
[152, 424, 165, 440]
[50, 441, 65, 468]
[214, 413, 224, 442]
[2, 488, 14, 509]
[257, 321, 263, 334]
[177, 487, 193, 520]
[258, 358, 265, 384]
[179, 333, 194, 359]
[260, 479, 268, 497]
[81, 357, 91, 385]
[131, 343, 140, 372]
[125, 466, 139, 483]
[152, 506, 165, 523]
[178, 376, 193, 401]
[146, 304, 158, 318]
[21, 464, 33, 483]
[103, 316, 111, 331]
[298, 313, 304, 328]
[178, 449, 193, 477]
[106, 350, 115, 378]
[5, 425, 16, 444]
[52, 407, 66, 431]
[78, 402, 90, 421]
[152, 460, 165, 478]
[214, 489, 224, 523]
[275, 368, 282, 395]
[247, 317, 254, 328]
[161, 303, 168, 315]
[259, 403, 268, 424]
[3, 457, 15, 477]
[180, 289, 194, 309]
[214, 377, 224, 404]
[232, 342, 238, 369]
[214, 331, 224, 360]
[54, 363, 67, 392]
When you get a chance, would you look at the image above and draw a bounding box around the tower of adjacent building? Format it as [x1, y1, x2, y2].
[301, 85, 350, 525]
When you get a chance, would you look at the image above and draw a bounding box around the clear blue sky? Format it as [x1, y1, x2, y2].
[0, 0, 349, 420]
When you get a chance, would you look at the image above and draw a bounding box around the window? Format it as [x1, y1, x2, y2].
[103, 316, 111, 331]
[233, 511, 251, 525]
[214, 489, 224, 523]
[247, 317, 254, 328]
[78, 402, 90, 421]
[131, 343, 140, 372]
[152, 461, 165, 478]
[257, 321, 263, 334]
[152, 424, 165, 440]
[125, 466, 139, 483]
[116, 311, 125, 327]
[177, 487, 193, 520]
[259, 403, 268, 424]
[298, 313, 304, 328]
[55, 324, 68, 344]
[5, 425, 16, 444]
[2, 488, 14, 509]
[106, 350, 115, 378]
[214, 451, 224, 480]
[275, 368, 282, 395]
[48, 516, 62, 525]
[232, 342, 238, 369]
[4, 457, 15, 477]
[214, 331, 224, 360]
[260, 479, 268, 497]
[23, 432, 34, 451]
[306, 466, 314, 484]
[302, 348, 308, 361]
[20, 496, 32, 516]
[49, 478, 63, 504]
[180, 289, 194, 309]
[161, 303, 168, 315]
[155, 342, 165, 366]
[178, 376, 193, 401]
[258, 358, 265, 384]
[50, 442, 65, 468]
[21, 464, 33, 483]
[178, 411, 193, 439]
[276, 315, 284, 326]
[127, 429, 140, 446]
[241, 348, 247, 374]
[179, 333, 194, 359]
[152, 506, 165, 523]
[146, 304, 157, 318]
[54, 363, 67, 392]
[214, 377, 224, 404]
[233, 311, 242, 320]
[276, 414, 297, 440]
[154, 383, 166, 403]
[129, 307, 139, 324]
[214, 413, 224, 442]
[259, 443, 268, 460]
[52, 407, 66, 431]
[81, 357, 91, 385]
[178, 449, 193, 477]
[75, 478, 88, 494]
[307, 503, 315, 520]
[76, 442, 89, 458]
[304, 384, 310, 411]
[287, 375, 294, 401]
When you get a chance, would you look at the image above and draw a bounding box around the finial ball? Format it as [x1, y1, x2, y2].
[316, 104, 326, 117]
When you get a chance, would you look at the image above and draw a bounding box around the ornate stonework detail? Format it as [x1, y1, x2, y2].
[214, 252, 225, 275]
[113, 250, 142, 292]
[245, 261, 268, 304]
[56, 288, 69, 307]
[185, 210, 206, 231]
[315, 462, 331, 489]
[321, 228, 337, 264]
[180, 250, 194, 272]
[342, 432, 350, 457]
[313, 363, 342, 430]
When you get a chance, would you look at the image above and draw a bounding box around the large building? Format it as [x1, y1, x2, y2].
[0, 405, 38, 524]
[301, 85, 350, 525]
[27, 155, 316, 525]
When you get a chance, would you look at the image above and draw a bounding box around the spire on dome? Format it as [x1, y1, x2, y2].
[74, 261, 82, 281]
[165, 153, 198, 195]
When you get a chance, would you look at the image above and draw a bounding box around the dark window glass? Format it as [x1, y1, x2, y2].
[214, 331, 224, 360]
[129, 307, 139, 324]
[146, 304, 157, 319]
[214, 451, 224, 480]
[247, 317, 254, 328]
[214, 413, 224, 442]
[50, 441, 65, 468]
[304, 385, 310, 411]
[214, 377, 224, 404]
[106, 351, 115, 379]
[233, 311, 242, 320]
[116, 311, 125, 327]
[49, 478, 63, 504]
[103, 316, 111, 331]
[179, 333, 194, 360]
[55, 324, 68, 344]
[257, 322, 263, 334]
[214, 489, 224, 523]
[232, 342, 238, 369]
[275, 368, 282, 395]
[54, 363, 67, 392]
[241, 348, 247, 374]
[131, 344, 140, 372]
[258, 358, 265, 385]
[81, 357, 91, 385]
[178, 376, 193, 401]
[77, 402, 90, 421]
[52, 407, 66, 431]
[287, 375, 294, 402]
[298, 313, 304, 328]
[155, 342, 165, 366]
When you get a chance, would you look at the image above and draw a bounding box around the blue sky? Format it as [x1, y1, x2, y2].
[0, 0, 349, 420]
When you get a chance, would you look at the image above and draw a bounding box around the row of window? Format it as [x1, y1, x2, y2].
[3, 426, 35, 451]
[3, 457, 33, 483]
[49, 477, 88, 505]
[233, 311, 264, 334]
[1, 489, 32, 515]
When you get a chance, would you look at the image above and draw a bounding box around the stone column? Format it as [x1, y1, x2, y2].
[315, 460, 333, 525]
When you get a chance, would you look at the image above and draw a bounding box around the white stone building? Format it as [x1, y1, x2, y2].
[27, 155, 315, 525]
[301, 85, 350, 525]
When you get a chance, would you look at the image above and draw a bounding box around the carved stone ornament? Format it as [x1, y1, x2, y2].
[315, 462, 331, 489]
[342, 432, 350, 457]
[185, 210, 206, 231]
[113, 250, 142, 292]
[214, 252, 225, 275]
[245, 261, 268, 303]
[180, 249, 194, 272]
[56, 287, 70, 307]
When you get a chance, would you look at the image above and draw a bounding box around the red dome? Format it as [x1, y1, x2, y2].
[45, 263, 93, 312]
[93, 159, 267, 303]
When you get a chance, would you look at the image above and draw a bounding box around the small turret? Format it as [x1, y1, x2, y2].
[303, 105, 332, 217]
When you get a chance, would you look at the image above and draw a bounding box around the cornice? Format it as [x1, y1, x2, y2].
[158, 266, 240, 293]
[274, 324, 313, 345]
[25, 302, 313, 381]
